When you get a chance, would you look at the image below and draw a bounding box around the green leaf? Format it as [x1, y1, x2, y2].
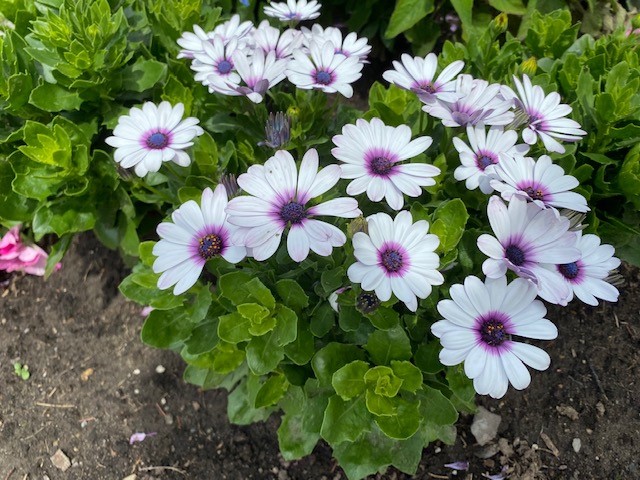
[44, 233, 71, 278]
[338, 305, 361, 332]
[122, 57, 168, 92]
[320, 395, 371, 444]
[430, 199, 469, 254]
[374, 399, 421, 440]
[276, 279, 309, 311]
[246, 331, 285, 375]
[446, 366, 477, 413]
[118, 272, 183, 309]
[284, 320, 315, 365]
[228, 374, 273, 425]
[184, 320, 219, 356]
[274, 304, 298, 346]
[28, 82, 83, 111]
[332, 360, 369, 400]
[320, 267, 344, 294]
[420, 386, 459, 426]
[141, 308, 190, 349]
[211, 343, 245, 374]
[365, 389, 397, 416]
[488, 0, 526, 14]
[310, 303, 335, 337]
[366, 306, 399, 330]
[384, 0, 435, 39]
[255, 373, 289, 408]
[414, 341, 443, 374]
[312, 343, 366, 386]
[364, 366, 403, 398]
[32, 196, 96, 239]
[218, 312, 252, 344]
[390, 361, 423, 392]
[219, 272, 276, 309]
[365, 326, 412, 365]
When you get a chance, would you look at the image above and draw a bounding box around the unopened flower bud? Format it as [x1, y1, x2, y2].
[259, 112, 291, 149]
[347, 216, 368, 238]
[356, 292, 380, 314]
[220, 173, 241, 197]
[491, 13, 508, 34]
[520, 57, 538, 76]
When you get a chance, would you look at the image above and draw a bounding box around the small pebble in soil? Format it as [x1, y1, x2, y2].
[155, 364, 166, 373]
[50, 449, 71, 471]
[572, 438, 582, 453]
[133, 368, 140, 375]
[164, 413, 174, 425]
[471, 407, 502, 446]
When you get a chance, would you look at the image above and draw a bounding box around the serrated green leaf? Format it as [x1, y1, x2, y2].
[29, 82, 83, 111]
[332, 360, 369, 400]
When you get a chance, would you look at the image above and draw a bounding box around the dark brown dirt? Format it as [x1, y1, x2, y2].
[0, 234, 638, 480]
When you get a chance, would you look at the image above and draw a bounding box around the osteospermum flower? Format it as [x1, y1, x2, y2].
[302, 24, 371, 61]
[191, 36, 241, 91]
[544, 231, 621, 306]
[491, 154, 589, 212]
[106, 102, 204, 177]
[477, 196, 581, 305]
[207, 49, 288, 103]
[347, 211, 444, 311]
[153, 185, 247, 295]
[286, 40, 363, 98]
[252, 21, 303, 60]
[432, 275, 558, 398]
[503, 75, 586, 154]
[212, 14, 255, 46]
[453, 124, 529, 194]
[382, 53, 464, 104]
[226, 149, 361, 262]
[332, 118, 438, 210]
[424, 74, 514, 127]
[177, 25, 213, 60]
[264, 0, 321, 23]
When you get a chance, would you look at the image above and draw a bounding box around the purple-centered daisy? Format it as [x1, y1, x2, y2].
[424, 74, 515, 127]
[105, 102, 204, 177]
[477, 196, 581, 305]
[347, 211, 444, 312]
[382, 53, 464, 104]
[252, 20, 304, 60]
[301, 24, 371, 61]
[191, 36, 241, 92]
[453, 124, 530, 194]
[211, 14, 255, 46]
[152, 185, 247, 295]
[286, 40, 363, 98]
[503, 75, 586, 154]
[543, 231, 621, 306]
[491, 154, 589, 212]
[432, 275, 558, 398]
[225, 149, 361, 262]
[331, 118, 438, 210]
[177, 25, 213, 60]
[264, 0, 321, 23]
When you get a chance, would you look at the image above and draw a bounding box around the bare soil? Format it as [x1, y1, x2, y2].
[1, 234, 638, 480]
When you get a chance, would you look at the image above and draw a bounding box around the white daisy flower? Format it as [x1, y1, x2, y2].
[105, 102, 204, 177]
[347, 211, 444, 312]
[424, 74, 515, 127]
[432, 275, 558, 398]
[331, 118, 438, 210]
[177, 25, 213, 60]
[301, 24, 371, 61]
[225, 149, 361, 262]
[191, 36, 241, 92]
[453, 124, 530, 194]
[286, 40, 363, 98]
[252, 20, 304, 60]
[491, 154, 589, 212]
[544, 231, 621, 306]
[503, 75, 586, 154]
[264, 0, 321, 23]
[207, 49, 288, 103]
[152, 185, 247, 295]
[477, 196, 581, 305]
[382, 53, 464, 104]
[212, 14, 255, 46]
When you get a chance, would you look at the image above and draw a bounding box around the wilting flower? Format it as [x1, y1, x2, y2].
[0, 226, 60, 276]
[301, 24, 371, 60]
[347, 211, 444, 312]
[491, 154, 589, 212]
[432, 275, 557, 398]
[424, 74, 514, 127]
[206, 49, 288, 103]
[477, 196, 581, 305]
[106, 102, 204, 177]
[382, 53, 464, 104]
[153, 185, 247, 295]
[503, 75, 586, 154]
[260, 112, 291, 149]
[332, 118, 438, 209]
[453, 124, 529, 194]
[264, 0, 321, 23]
[252, 21, 303, 60]
[226, 149, 361, 262]
[544, 231, 621, 306]
[286, 40, 363, 97]
[191, 36, 241, 91]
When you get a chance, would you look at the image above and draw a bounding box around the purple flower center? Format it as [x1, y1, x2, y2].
[505, 244, 525, 266]
[371, 156, 394, 176]
[285, 12, 300, 19]
[217, 59, 233, 74]
[280, 201, 306, 224]
[198, 233, 223, 259]
[476, 154, 496, 171]
[419, 82, 436, 94]
[479, 317, 507, 347]
[380, 249, 403, 273]
[315, 70, 332, 85]
[146, 132, 169, 149]
[558, 262, 580, 279]
[523, 186, 545, 201]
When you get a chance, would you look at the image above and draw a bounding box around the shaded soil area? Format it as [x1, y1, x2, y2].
[0, 234, 638, 480]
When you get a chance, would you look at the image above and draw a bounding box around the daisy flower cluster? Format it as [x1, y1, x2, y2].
[383, 51, 620, 397]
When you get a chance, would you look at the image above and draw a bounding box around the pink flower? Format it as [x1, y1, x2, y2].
[0, 226, 60, 276]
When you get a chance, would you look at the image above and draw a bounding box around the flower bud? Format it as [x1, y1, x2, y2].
[490, 13, 508, 34]
[347, 216, 368, 238]
[520, 57, 538, 76]
[260, 112, 291, 149]
[356, 292, 380, 314]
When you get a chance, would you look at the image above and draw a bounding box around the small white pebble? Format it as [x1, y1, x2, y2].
[160, 398, 167, 405]
[434, 447, 441, 453]
[155, 365, 166, 374]
[80, 421, 87, 428]
[23, 328, 30, 334]
[134, 389, 140, 395]
[133, 369, 141, 375]
[572, 438, 581, 453]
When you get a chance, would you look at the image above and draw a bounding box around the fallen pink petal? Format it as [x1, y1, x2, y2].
[129, 432, 157, 444]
